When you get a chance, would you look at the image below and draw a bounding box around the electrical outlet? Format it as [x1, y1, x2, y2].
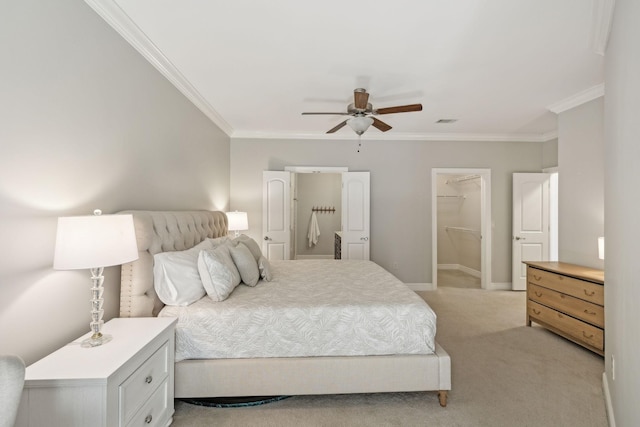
[611, 355, 615, 381]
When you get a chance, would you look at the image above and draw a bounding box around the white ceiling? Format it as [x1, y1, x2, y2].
[89, 0, 607, 141]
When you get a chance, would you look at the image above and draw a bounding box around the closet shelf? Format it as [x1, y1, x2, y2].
[446, 174, 480, 184]
[445, 226, 481, 239]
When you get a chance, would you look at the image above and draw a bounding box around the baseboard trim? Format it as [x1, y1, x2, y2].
[438, 264, 481, 278]
[603, 372, 616, 427]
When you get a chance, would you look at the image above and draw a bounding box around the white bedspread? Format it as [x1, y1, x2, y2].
[159, 260, 437, 361]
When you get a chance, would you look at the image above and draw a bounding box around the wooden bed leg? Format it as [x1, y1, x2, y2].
[438, 390, 448, 407]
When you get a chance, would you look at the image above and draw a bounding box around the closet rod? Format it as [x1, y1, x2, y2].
[437, 195, 465, 199]
[446, 174, 480, 184]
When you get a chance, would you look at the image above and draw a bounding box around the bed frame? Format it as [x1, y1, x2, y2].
[118, 210, 451, 406]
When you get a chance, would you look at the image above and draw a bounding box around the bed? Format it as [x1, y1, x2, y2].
[118, 210, 451, 406]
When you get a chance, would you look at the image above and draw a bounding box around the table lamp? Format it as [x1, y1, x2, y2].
[226, 211, 248, 238]
[53, 210, 138, 347]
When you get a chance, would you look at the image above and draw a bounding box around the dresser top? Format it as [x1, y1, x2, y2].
[524, 261, 604, 284]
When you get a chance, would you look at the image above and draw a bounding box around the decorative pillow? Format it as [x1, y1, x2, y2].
[229, 243, 260, 286]
[153, 239, 215, 306]
[233, 234, 262, 261]
[197, 245, 241, 301]
[207, 236, 231, 247]
[258, 255, 273, 281]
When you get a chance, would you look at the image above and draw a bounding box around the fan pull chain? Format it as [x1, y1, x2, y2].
[357, 134, 362, 153]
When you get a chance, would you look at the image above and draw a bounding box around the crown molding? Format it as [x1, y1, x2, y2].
[84, 0, 233, 136]
[231, 130, 557, 143]
[591, 0, 616, 55]
[546, 84, 605, 114]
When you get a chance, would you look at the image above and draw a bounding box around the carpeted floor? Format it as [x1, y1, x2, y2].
[171, 282, 608, 427]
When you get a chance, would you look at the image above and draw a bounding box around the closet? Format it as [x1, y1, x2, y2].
[292, 172, 342, 259]
[436, 174, 482, 286]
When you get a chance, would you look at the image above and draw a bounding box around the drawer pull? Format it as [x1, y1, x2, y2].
[533, 274, 542, 281]
[145, 414, 153, 424]
[582, 331, 594, 339]
[584, 309, 596, 316]
[534, 291, 542, 297]
[584, 289, 596, 297]
[532, 309, 541, 315]
[145, 375, 153, 384]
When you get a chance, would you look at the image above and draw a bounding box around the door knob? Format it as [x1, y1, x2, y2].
[360, 237, 369, 241]
[264, 236, 272, 241]
[514, 236, 526, 241]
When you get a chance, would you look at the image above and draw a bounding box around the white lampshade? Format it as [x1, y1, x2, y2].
[54, 213, 139, 270]
[598, 236, 605, 260]
[347, 116, 374, 135]
[226, 211, 248, 232]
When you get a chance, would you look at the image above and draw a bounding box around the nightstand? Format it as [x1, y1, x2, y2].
[15, 317, 177, 427]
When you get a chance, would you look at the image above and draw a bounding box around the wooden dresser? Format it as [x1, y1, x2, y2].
[524, 261, 604, 356]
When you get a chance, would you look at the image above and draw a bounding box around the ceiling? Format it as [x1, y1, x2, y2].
[87, 0, 609, 142]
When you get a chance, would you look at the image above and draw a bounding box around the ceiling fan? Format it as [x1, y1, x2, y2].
[301, 88, 423, 135]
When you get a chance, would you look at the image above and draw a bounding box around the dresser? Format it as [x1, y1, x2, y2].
[16, 317, 177, 427]
[524, 261, 604, 356]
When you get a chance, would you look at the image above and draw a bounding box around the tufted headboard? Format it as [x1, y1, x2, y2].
[118, 210, 228, 318]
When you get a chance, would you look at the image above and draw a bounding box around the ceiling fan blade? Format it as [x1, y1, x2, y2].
[375, 104, 423, 115]
[301, 112, 349, 115]
[326, 120, 348, 134]
[354, 89, 369, 110]
[372, 117, 392, 132]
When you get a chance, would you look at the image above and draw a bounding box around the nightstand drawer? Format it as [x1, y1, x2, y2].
[528, 268, 604, 305]
[528, 300, 604, 351]
[126, 379, 170, 427]
[120, 340, 170, 425]
[528, 283, 604, 327]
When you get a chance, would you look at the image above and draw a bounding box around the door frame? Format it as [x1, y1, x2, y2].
[431, 168, 492, 290]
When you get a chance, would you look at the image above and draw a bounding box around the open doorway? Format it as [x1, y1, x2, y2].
[291, 172, 342, 259]
[431, 168, 492, 290]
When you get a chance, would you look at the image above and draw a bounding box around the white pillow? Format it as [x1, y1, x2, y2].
[153, 239, 215, 306]
[233, 234, 262, 261]
[258, 255, 273, 281]
[229, 243, 260, 286]
[197, 245, 241, 301]
[207, 236, 231, 247]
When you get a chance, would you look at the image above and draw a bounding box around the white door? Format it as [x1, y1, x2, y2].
[512, 173, 550, 290]
[341, 172, 370, 260]
[262, 171, 291, 260]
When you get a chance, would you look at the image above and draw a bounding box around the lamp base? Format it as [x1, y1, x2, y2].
[81, 333, 112, 348]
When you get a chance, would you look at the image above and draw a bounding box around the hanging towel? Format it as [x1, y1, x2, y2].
[307, 211, 321, 247]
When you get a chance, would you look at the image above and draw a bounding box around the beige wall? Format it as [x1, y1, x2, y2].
[230, 138, 544, 285]
[604, 0, 640, 423]
[557, 98, 604, 269]
[542, 138, 559, 169]
[0, 0, 230, 365]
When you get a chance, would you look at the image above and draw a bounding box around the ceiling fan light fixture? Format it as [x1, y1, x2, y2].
[347, 116, 374, 135]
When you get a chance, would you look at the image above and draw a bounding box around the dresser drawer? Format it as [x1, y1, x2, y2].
[528, 283, 604, 328]
[528, 300, 603, 351]
[120, 341, 170, 425]
[126, 379, 170, 427]
[528, 268, 604, 305]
